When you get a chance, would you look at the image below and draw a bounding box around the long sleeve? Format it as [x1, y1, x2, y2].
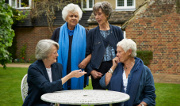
[28, 63, 63, 93]
[51, 27, 60, 43]
[142, 66, 156, 106]
[86, 29, 94, 75]
[99, 74, 108, 89]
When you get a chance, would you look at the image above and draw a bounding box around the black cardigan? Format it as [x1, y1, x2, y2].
[86, 25, 124, 75]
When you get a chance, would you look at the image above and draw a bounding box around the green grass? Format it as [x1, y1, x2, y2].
[0, 67, 180, 106]
[155, 83, 180, 105]
[0, 67, 27, 106]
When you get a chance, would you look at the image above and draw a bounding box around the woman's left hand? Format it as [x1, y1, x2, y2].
[78, 54, 92, 69]
[78, 60, 88, 69]
[112, 57, 119, 69]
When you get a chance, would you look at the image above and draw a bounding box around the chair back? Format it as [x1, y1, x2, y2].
[21, 74, 28, 102]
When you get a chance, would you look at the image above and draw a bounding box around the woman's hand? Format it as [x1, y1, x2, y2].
[70, 69, 87, 78]
[137, 101, 147, 106]
[61, 69, 86, 85]
[112, 57, 119, 69]
[78, 60, 88, 69]
[90, 70, 103, 79]
[78, 54, 92, 69]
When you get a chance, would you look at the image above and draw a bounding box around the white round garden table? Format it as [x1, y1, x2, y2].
[41, 90, 130, 105]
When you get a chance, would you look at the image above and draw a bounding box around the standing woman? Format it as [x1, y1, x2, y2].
[51, 3, 90, 90]
[86, 1, 124, 89]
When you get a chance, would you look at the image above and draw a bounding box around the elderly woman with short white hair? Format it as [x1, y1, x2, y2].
[100, 39, 156, 106]
[23, 39, 86, 106]
[51, 3, 90, 90]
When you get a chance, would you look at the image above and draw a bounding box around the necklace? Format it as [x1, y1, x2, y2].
[124, 59, 135, 70]
[124, 67, 128, 70]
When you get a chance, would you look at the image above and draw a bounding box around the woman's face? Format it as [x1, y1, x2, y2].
[116, 46, 131, 63]
[46, 45, 58, 64]
[94, 8, 108, 26]
[66, 11, 79, 29]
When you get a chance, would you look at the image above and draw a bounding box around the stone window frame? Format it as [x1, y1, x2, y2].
[116, 0, 136, 11]
[8, 0, 32, 9]
[81, 0, 94, 11]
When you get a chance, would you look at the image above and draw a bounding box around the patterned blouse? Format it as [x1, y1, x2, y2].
[100, 30, 116, 61]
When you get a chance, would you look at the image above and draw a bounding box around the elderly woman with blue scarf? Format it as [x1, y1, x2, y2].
[100, 39, 156, 106]
[51, 3, 90, 90]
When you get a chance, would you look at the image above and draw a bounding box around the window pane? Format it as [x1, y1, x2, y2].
[17, 0, 19, 8]
[21, 0, 29, 7]
[11, 0, 16, 7]
[5, 0, 9, 3]
[127, 0, 133, 6]
[118, 0, 124, 6]
[89, 0, 93, 8]
[83, 0, 87, 8]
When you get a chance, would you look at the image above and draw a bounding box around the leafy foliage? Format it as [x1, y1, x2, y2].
[137, 51, 153, 66]
[31, 0, 81, 35]
[0, 0, 15, 68]
[176, 0, 180, 13]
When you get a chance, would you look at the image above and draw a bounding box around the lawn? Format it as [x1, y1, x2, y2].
[0, 67, 180, 106]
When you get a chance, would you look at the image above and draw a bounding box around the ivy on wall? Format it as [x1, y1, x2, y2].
[137, 51, 153, 66]
[176, 0, 180, 13]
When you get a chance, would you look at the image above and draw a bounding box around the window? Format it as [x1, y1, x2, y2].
[81, 0, 94, 11]
[116, 0, 135, 11]
[8, 0, 31, 9]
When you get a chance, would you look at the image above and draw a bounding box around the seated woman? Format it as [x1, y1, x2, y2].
[100, 39, 156, 106]
[23, 39, 86, 106]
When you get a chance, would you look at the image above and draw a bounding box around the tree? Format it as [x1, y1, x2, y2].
[31, 0, 81, 35]
[0, 0, 15, 68]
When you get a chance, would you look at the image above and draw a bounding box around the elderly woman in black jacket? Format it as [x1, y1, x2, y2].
[23, 39, 86, 106]
[86, 1, 124, 90]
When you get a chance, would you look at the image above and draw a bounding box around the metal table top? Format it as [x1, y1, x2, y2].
[41, 90, 130, 105]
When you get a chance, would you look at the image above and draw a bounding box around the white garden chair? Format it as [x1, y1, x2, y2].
[20, 74, 59, 106]
[21, 74, 28, 102]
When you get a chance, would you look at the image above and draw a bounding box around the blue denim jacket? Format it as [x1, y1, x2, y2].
[99, 57, 156, 106]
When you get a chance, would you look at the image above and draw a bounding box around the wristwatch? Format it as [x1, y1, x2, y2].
[140, 103, 144, 106]
[108, 68, 113, 74]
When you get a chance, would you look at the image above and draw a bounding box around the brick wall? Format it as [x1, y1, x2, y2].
[125, 0, 180, 74]
[15, 27, 51, 60]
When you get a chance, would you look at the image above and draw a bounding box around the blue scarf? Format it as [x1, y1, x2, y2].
[57, 22, 86, 90]
[108, 57, 144, 106]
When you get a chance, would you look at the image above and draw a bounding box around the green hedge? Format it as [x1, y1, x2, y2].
[137, 51, 153, 66]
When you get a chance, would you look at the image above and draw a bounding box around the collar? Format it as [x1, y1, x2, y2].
[67, 28, 74, 36]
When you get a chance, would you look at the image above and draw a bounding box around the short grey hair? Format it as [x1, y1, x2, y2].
[117, 39, 137, 57]
[93, 1, 113, 20]
[62, 3, 83, 21]
[35, 39, 59, 60]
